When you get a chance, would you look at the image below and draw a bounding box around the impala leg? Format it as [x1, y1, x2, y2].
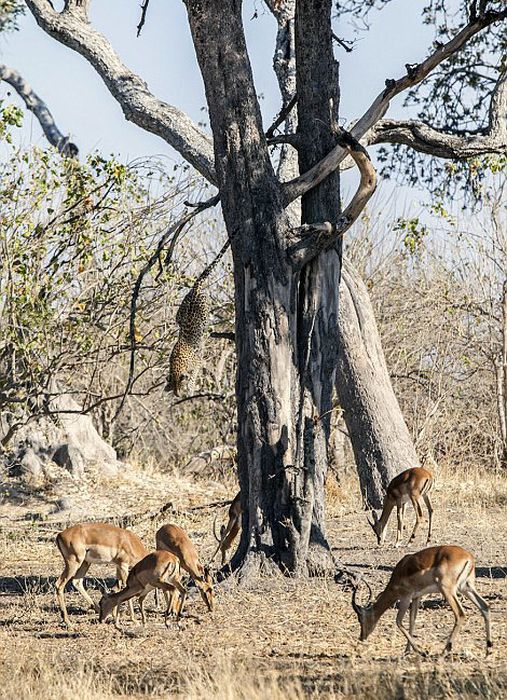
[404, 597, 421, 655]
[56, 556, 82, 627]
[138, 592, 149, 626]
[117, 564, 135, 623]
[423, 493, 434, 544]
[396, 597, 427, 656]
[162, 588, 179, 624]
[409, 496, 424, 543]
[440, 587, 466, 655]
[163, 588, 175, 626]
[400, 503, 408, 533]
[72, 561, 97, 612]
[159, 583, 186, 625]
[462, 584, 492, 655]
[395, 505, 403, 547]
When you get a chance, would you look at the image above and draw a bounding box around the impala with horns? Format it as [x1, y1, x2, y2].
[155, 523, 215, 613]
[211, 491, 242, 566]
[368, 466, 434, 547]
[55, 522, 149, 626]
[352, 545, 492, 657]
[99, 550, 187, 627]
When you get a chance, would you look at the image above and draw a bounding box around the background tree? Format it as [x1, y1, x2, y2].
[24, 0, 507, 578]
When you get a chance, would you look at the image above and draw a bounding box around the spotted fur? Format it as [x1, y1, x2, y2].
[166, 239, 230, 396]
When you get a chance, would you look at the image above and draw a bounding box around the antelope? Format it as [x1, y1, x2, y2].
[155, 523, 215, 613]
[99, 550, 187, 627]
[211, 491, 242, 566]
[55, 522, 148, 627]
[351, 545, 492, 657]
[368, 467, 434, 547]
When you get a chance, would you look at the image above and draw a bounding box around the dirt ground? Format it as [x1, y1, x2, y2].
[1, 464, 506, 699]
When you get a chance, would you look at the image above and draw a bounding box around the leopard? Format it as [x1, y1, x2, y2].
[166, 239, 230, 397]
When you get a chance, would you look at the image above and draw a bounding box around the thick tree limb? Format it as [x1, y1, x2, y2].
[289, 130, 376, 266]
[368, 67, 507, 158]
[25, 0, 216, 183]
[0, 63, 78, 156]
[284, 7, 507, 202]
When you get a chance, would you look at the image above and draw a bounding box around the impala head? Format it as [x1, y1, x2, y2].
[367, 510, 383, 545]
[351, 580, 375, 641]
[98, 593, 114, 623]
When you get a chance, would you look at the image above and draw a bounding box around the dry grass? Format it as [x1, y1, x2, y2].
[1, 462, 506, 699]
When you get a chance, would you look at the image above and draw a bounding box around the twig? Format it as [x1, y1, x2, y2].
[171, 392, 226, 408]
[331, 32, 353, 53]
[136, 0, 151, 37]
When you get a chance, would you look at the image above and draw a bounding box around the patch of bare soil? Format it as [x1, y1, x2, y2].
[0, 466, 506, 698]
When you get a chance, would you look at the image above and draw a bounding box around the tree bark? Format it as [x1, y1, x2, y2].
[336, 259, 419, 507]
[183, 0, 377, 579]
[294, 0, 341, 574]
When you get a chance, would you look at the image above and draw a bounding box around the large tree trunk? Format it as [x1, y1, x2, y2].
[336, 259, 420, 507]
[294, 0, 341, 574]
[185, 0, 343, 578]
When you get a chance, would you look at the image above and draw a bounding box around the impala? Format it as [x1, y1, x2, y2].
[155, 523, 215, 613]
[352, 545, 492, 656]
[55, 522, 148, 626]
[368, 466, 434, 546]
[211, 491, 242, 566]
[99, 550, 187, 627]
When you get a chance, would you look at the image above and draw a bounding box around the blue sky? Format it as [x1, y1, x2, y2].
[0, 1, 436, 213]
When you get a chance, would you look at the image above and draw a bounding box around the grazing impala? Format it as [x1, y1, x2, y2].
[368, 467, 434, 547]
[55, 522, 148, 626]
[155, 523, 215, 613]
[99, 550, 187, 627]
[352, 545, 492, 657]
[211, 491, 242, 566]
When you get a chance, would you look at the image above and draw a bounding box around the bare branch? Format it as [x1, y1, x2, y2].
[284, 7, 507, 202]
[331, 31, 353, 53]
[289, 130, 376, 266]
[267, 133, 300, 147]
[25, 0, 216, 183]
[265, 93, 298, 139]
[368, 68, 507, 158]
[136, 0, 151, 37]
[0, 63, 78, 157]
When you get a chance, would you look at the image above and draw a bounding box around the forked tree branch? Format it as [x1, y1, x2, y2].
[0, 63, 78, 156]
[289, 129, 376, 266]
[284, 7, 507, 202]
[368, 67, 507, 158]
[25, 0, 217, 183]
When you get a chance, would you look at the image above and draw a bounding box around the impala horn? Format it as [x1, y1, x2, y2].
[352, 579, 373, 614]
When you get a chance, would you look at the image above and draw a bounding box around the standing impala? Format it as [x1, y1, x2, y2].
[211, 491, 242, 566]
[352, 545, 492, 656]
[99, 550, 187, 627]
[55, 522, 149, 626]
[368, 466, 434, 547]
[155, 523, 215, 613]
